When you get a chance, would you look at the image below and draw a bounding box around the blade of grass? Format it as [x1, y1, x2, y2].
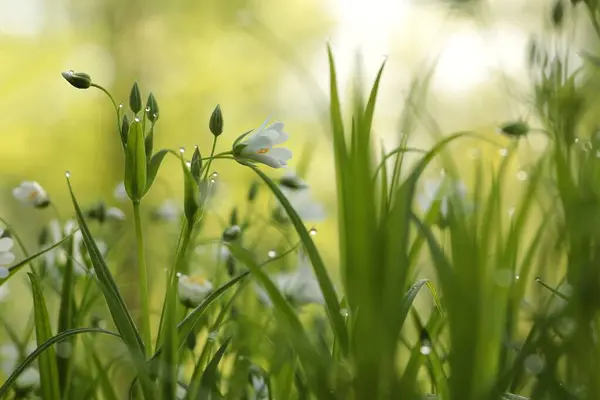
[196, 337, 231, 399]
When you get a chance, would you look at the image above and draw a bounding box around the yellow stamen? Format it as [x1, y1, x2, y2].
[256, 148, 269, 154]
[28, 191, 39, 200]
[189, 275, 206, 285]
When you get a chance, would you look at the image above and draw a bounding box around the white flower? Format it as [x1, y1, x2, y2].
[0, 231, 15, 269]
[251, 375, 269, 400]
[0, 344, 18, 375]
[153, 200, 181, 222]
[236, 120, 292, 168]
[15, 367, 40, 390]
[417, 178, 467, 217]
[0, 285, 9, 301]
[113, 182, 128, 202]
[257, 252, 324, 307]
[178, 274, 213, 308]
[12, 181, 50, 208]
[106, 207, 126, 221]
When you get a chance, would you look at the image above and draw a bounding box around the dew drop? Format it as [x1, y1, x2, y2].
[516, 170, 528, 181]
[515, 275, 520, 280]
[134, 117, 140, 123]
[524, 353, 545, 374]
[535, 276, 541, 283]
[211, 172, 219, 178]
[340, 308, 349, 317]
[309, 228, 318, 236]
[420, 342, 432, 356]
[118, 103, 124, 109]
[194, 145, 198, 150]
[210, 179, 216, 183]
[179, 147, 185, 154]
[207, 331, 218, 341]
[145, 106, 151, 112]
[176, 272, 182, 278]
[185, 161, 191, 168]
[0, 267, 8, 279]
[267, 250, 277, 259]
[65, 171, 71, 178]
[68, 69, 74, 75]
[499, 148, 509, 157]
[575, 137, 580, 144]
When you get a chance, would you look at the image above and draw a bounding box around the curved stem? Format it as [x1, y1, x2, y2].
[202, 137, 219, 180]
[132, 201, 151, 357]
[90, 83, 123, 142]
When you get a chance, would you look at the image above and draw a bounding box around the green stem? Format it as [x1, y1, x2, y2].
[91, 83, 123, 142]
[202, 137, 219, 180]
[155, 221, 194, 351]
[132, 201, 152, 357]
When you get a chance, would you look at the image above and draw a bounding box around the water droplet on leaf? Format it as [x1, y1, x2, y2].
[309, 228, 317, 236]
[179, 147, 185, 154]
[267, 250, 276, 259]
[340, 308, 349, 317]
[134, 117, 140, 123]
[499, 148, 508, 157]
[65, 171, 71, 178]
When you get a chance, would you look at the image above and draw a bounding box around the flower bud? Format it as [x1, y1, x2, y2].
[279, 175, 308, 190]
[129, 81, 142, 114]
[86, 201, 107, 223]
[190, 146, 202, 183]
[222, 225, 241, 242]
[120, 114, 130, 147]
[499, 121, 529, 138]
[61, 70, 91, 89]
[552, 1, 564, 28]
[209, 104, 223, 136]
[226, 255, 236, 277]
[229, 207, 238, 225]
[146, 93, 159, 122]
[247, 181, 259, 202]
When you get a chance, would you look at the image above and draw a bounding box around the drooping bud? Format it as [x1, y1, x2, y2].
[120, 114, 130, 147]
[222, 225, 241, 242]
[61, 70, 92, 89]
[209, 104, 223, 137]
[129, 81, 142, 114]
[499, 121, 529, 138]
[552, 0, 565, 28]
[229, 207, 238, 226]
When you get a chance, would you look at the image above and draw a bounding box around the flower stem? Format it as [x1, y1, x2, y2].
[90, 83, 123, 143]
[202, 137, 218, 180]
[132, 200, 151, 357]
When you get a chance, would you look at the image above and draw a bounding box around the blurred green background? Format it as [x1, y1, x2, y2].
[0, 0, 595, 334]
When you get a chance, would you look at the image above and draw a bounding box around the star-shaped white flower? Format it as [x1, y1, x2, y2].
[235, 120, 292, 168]
[12, 181, 50, 208]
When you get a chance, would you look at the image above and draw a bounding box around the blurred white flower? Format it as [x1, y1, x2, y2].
[417, 178, 467, 217]
[113, 182, 128, 202]
[153, 200, 181, 222]
[0, 231, 15, 272]
[251, 374, 269, 400]
[0, 284, 9, 301]
[178, 274, 213, 308]
[15, 367, 40, 391]
[106, 207, 126, 221]
[257, 252, 324, 307]
[12, 181, 50, 208]
[236, 120, 292, 168]
[0, 344, 18, 375]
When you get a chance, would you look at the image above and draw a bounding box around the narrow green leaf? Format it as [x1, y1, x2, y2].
[181, 151, 200, 224]
[399, 279, 429, 329]
[28, 273, 61, 400]
[91, 348, 119, 400]
[0, 328, 120, 398]
[197, 338, 231, 399]
[124, 119, 147, 201]
[66, 177, 156, 400]
[159, 263, 179, 400]
[247, 164, 348, 355]
[0, 233, 75, 286]
[144, 149, 172, 195]
[57, 235, 77, 395]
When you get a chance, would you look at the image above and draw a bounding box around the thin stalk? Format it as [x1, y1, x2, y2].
[155, 221, 194, 351]
[202, 137, 219, 180]
[90, 83, 122, 139]
[132, 200, 151, 357]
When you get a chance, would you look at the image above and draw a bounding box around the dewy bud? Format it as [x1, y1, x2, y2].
[61, 70, 92, 89]
[247, 181, 259, 202]
[499, 121, 529, 138]
[146, 93, 159, 122]
[209, 104, 223, 136]
[129, 81, 142, 114]
[552, 0, 564, 28]
[121, 114, 130, 147]
[190, 146, 202, 183]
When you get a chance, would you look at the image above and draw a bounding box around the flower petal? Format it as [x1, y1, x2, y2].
[267, 147, 292, 162]
[0, 252, 15, 266]
[0, 238, 14, 252]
